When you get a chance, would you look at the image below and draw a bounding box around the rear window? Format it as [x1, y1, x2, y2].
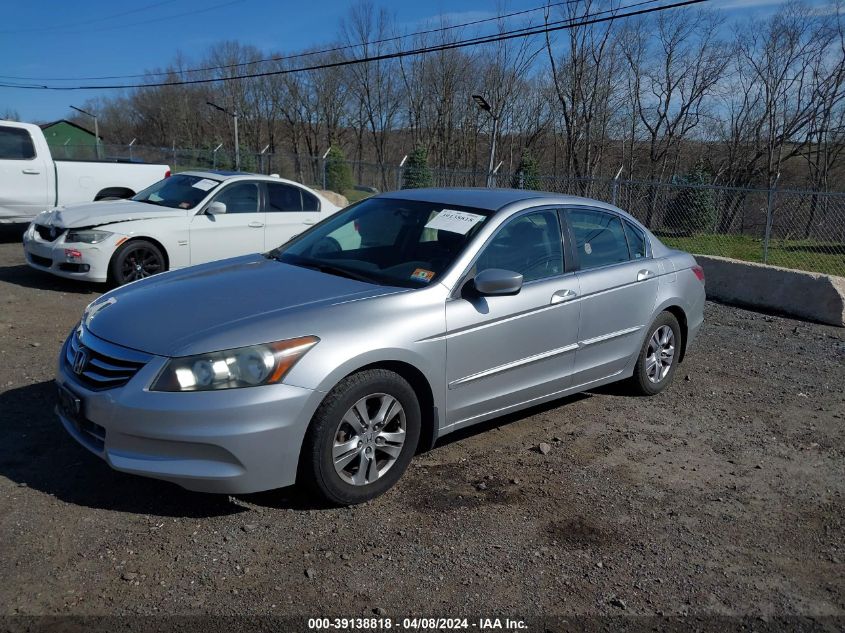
[0, 126, 36, 160]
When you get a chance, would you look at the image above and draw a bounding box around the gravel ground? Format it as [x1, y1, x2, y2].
[0, 226, 843, 626]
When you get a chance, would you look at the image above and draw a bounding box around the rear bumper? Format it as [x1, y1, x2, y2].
[55, 333, 325, 494]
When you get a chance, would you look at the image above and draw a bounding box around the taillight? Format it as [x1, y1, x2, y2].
[164, 170, 171, 178]
[692, 265, 705, 283]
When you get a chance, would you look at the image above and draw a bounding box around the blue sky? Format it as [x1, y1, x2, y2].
[0, 0, 819, 123]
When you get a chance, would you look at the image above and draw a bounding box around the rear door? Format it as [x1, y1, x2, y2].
[0, 124, 50, 221]
[445, 208, 581, 425]
[263, 182, 321, 250]
[566, 207, 659, 385]
[189, 180, 265, 263]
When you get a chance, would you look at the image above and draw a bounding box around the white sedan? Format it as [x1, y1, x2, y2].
[22, 171, 342, 285]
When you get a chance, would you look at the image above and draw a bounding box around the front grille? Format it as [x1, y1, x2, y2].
[29, 253, 52, 268]
[65, 328, 151, 390]
[34, 224, 65, 242]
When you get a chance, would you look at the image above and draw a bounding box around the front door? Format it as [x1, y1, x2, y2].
[189, 181, 265, 264]
[445, 209, 581, 426]
[566, 207, 660, 384]
[0, 124, 50, 221]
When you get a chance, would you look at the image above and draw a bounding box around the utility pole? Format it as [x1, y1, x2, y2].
[207, 101, 240, 171]
[70, 105, 100, 159]
[472, 95, 499, 188]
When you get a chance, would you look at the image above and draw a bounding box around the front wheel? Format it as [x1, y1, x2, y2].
[628, 312, 682, 396]
[109, 239, 166, 286]
[299, 369, 421, 505]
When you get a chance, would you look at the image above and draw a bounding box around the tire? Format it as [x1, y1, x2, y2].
[108, 239, 166, 286]
[628, 311, 682, 396]
[299, 369, 421, 505]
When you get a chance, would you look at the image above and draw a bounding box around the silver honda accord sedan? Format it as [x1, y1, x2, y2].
[56, 188, 705, 505]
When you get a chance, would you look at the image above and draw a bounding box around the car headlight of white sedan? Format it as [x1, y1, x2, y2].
[65, 229, 113, 244]
[151, 336, 319, 392]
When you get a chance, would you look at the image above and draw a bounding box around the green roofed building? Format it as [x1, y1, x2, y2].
[39, 120, 102, 159]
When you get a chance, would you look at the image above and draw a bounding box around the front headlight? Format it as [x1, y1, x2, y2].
[150, 336, 319, 392]
[65, 229, 113, 244]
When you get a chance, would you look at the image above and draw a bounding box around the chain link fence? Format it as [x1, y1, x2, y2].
[50, 142, 845, 278]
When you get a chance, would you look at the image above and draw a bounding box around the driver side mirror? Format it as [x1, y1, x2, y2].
[206, 201, 227, 215]
[473, 268, 523, 296]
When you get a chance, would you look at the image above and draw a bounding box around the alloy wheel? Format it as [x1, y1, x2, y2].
[645, 325, 675, 383]
[332, 393, 406, 486]
[121, 246, 162, 282]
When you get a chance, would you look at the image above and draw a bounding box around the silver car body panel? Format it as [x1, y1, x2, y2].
[58, 189, 705, 493]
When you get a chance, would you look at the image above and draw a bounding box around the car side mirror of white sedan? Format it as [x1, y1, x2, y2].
[473, 268, 523, 296]
[206, 201, 227, 215]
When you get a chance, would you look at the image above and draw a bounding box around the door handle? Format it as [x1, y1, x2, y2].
[637, 269, 655, 281]
[551, 289, 578, 304]
[248, 221, 264, 228]
[22, 169, 40, 175]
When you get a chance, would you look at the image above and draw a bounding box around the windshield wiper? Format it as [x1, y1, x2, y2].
[272, 254, 376, 284]
[303, 262, 377, 284]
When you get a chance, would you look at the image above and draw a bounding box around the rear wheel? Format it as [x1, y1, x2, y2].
[299, 369, 421, 505]
[109, 239, 166, 286]
[629, 312, 682, 396]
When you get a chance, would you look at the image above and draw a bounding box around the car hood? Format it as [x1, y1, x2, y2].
[34, 200, 186, 229]
[83, 255, 403, 357]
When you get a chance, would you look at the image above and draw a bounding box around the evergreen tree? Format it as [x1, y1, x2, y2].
[668, 162, 717, 234]
[402, 145, 433, 189]
[325, 146, 353, 193]
[511, 148, 541, 190]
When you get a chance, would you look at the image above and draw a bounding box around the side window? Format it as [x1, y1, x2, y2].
[623, 221, 648, 260]
[568, 209, 631, 270]
[0, 126, 36, 160]
[267, 183, 303, 212]
[475, 210, 564, 283]
[214, 182, 259, 214]
[301, 189, 320, 212]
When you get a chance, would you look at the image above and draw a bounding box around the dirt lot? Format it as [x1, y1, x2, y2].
[0, 225, 843, 626]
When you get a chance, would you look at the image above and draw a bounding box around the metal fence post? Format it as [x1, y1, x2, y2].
[612, 165, 623, 206]
[763, 174, 780, 264]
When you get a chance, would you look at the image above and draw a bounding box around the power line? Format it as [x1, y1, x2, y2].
[0, 0, 708, 92]
[0, 0, 585, 82]
[0, 0, 245, 37]
[0, 0, 177, 34]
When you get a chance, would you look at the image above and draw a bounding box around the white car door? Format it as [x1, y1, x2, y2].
[263, 181, 321, 250]
[189, 181, 266, 264]
[0, 124, 50, 222]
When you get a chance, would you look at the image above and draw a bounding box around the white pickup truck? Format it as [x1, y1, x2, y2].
[0, 120, 170, 223]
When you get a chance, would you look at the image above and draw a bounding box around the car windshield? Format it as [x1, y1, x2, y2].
[132, 174, 222, 209]
[271, 197, 492, 288]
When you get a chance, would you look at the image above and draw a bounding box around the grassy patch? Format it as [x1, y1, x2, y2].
[661, 233, 845, 277]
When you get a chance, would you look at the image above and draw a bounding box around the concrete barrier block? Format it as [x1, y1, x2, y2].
[695, 255, 845, 327]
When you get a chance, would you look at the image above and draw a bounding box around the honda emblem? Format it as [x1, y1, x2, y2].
[72, 348, 89, 376]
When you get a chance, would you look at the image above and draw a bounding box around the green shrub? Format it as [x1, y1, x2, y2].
[668, 163, 718, 234]
[511, 148, 541, 190]
[402, 145, 433, 189]
[325, 146, 354, 194]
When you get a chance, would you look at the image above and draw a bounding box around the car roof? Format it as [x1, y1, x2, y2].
[378, 187, 623, 214]
[178, 170, 267, 180]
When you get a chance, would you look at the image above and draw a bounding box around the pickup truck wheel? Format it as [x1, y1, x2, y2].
[109, 240, 166, 286]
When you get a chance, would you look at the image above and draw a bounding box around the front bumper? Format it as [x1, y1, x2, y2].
[55, 331, 324, 494]
[23, 226, 114, 282]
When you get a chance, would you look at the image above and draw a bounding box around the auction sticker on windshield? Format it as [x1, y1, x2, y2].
[425, 209, 486, 234]
[192, 178, 218, 191]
